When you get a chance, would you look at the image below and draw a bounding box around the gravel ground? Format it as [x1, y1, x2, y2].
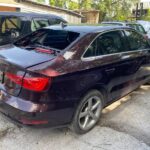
[0, 85, 150, 150]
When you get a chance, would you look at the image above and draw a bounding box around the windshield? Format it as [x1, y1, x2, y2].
[127, 24, 146, 34]
[14, 29, 80, 50]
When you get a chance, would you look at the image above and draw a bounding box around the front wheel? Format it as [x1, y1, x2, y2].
[70, 90, 103, 134]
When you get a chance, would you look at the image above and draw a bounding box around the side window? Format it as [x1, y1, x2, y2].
[50, 18, 66, 25]
[83, 31, 124, 58]
[124, 30, 149, 50]
[1, 16, 25, 37]
[31, 18, 50, 32]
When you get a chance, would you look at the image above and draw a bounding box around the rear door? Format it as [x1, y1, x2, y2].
[123, 29, 150, 85]
[98, 30, 143, 101]
[83, 29, 143, 102]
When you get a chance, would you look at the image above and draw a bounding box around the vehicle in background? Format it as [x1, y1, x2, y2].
[0, 12, 67, 46]
[137, 20, 150, 39]
[0, 25, 150, 134]
[101, 21, 148, 38]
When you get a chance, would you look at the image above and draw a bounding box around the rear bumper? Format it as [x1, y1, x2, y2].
[0, 90, 74, 127]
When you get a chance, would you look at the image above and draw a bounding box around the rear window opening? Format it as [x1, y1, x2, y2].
[15, 29, 80, 50]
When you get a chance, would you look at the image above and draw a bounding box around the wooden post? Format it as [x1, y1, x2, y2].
[140, 2, 143, 17]
[136, 3, 139, 20]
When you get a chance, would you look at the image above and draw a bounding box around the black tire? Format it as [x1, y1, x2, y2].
[70, 90, 104, 134]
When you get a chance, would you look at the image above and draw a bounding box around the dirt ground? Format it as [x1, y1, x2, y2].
[0, 85, 150, 150]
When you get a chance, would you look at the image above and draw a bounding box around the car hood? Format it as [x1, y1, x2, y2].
[0, 44, 56, 68]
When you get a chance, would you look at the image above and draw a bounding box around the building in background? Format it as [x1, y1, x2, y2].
[132, 0, 150, 19]
[0, 0, 20, 12]
[75, 10, 100, 24]
[140, 0, 150, 9]
[0, 0, 82, 23]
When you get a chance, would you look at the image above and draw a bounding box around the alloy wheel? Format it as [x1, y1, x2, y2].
[78, 96, 102, 131]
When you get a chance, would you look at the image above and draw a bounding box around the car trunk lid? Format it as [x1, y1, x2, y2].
[0, 45, 56, 68]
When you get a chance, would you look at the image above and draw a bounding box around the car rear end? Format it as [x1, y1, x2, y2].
[0, 48, 55, 126]
[0, 27, 80, 127]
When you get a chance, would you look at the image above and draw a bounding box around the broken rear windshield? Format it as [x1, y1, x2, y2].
[15, 29, 80, 50]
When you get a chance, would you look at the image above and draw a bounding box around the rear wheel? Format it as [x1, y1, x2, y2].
[70, 90, 103, 134]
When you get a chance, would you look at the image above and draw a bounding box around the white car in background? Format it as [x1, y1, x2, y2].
[137, 20, 150, 39]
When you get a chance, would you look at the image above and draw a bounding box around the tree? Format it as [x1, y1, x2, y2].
[78, 0, 92, 9]
[141, 9, 150, 21]
[49, 0, 68, 8]
[36, 0, 139, 21]
[67, 1, 79, 10]
[92, 0, 139, 21]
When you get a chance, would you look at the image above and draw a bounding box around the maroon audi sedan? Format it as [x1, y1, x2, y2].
[0, 25, 149, 134]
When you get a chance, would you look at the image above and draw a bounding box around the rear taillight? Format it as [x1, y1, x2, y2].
[22, 77, 49, 91]
[6, 72, 23, 85]
[6, 73, 49, 92]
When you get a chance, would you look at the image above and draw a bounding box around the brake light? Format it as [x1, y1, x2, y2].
[35, 48, 54, 54]
[6, 73, 23, 85]
[6, 73, 49, 92]
[23, 77, 49, 91]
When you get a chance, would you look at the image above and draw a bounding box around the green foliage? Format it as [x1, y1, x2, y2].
[68, 1, 79, 10]
[49, 0, 64, 7]
[36, 0, 139, 21]
[141, 9, 150, 21]
[37, 0, 45, 3]
[79, 0, 92, 9]
[94, 0, 139, 21]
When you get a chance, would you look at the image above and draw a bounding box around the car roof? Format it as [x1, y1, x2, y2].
[46, 25, 131, 34]
[102, 22, 125, 25]
[102, 21, 140, 25]
[0, 11, 64, 20]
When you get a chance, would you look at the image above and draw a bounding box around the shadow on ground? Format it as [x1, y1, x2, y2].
[99, 85, 150, 145]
